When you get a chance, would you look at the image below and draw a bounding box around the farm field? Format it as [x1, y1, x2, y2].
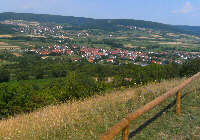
[0, 41, 20, 49]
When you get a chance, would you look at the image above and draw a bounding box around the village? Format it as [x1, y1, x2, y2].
[24, 44, 200, 65]
[2, 20, 200, 65]
[1, 20, 88, 38]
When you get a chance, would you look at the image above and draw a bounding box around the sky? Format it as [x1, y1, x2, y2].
[0, 0, 200, 26]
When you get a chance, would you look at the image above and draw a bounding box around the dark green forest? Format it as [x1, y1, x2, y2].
[0, 23, 16, 34]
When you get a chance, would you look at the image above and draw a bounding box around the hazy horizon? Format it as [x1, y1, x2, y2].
[0, 0, 200, 26]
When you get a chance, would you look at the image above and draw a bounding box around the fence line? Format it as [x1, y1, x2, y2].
[100, 72, 200, 140]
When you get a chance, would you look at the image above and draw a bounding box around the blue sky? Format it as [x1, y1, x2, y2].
[0, 0, 200, 26]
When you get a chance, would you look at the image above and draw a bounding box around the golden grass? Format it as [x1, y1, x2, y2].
[0, 35, 13, 38]
[0, 78, 200, 139]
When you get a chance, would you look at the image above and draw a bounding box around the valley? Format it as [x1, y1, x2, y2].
[0, 11, 200, 140]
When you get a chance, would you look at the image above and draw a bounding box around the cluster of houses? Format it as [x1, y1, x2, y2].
[25, 44, 200, 65]
[2, 20, 90, 38]
[2, 20, 70, 37]
[80, 47, 142, 63]
[19, 23, 65, 37]
[3, 20, 200, 65]
[26, 45, 72, 55]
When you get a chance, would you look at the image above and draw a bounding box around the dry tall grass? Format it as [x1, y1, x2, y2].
[0, 78, 200, 140]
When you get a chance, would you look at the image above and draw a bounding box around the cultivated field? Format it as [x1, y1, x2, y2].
[0, 41, 20, 50]
[0, 46, 20, 50]
[0, 35, 13, 38]
[159, 42, 183, 45]
[0, 42, 8, 45]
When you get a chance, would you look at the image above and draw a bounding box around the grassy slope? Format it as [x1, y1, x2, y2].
[0, 78, 200, 140]
[130, 83, 200, 140]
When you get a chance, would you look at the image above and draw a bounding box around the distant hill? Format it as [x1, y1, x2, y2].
[0, 12, 200, 36]
[175, 25, 200, 36]
[0, 23, 16, 34]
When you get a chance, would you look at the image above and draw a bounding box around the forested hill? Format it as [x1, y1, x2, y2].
[0, 23, 16, 34]
[0, 12, 200, 35]
[174, 25, 200, 36]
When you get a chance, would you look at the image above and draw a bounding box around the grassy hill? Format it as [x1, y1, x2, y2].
[0, 12, 200, 35]
[0, 78, 200, 140]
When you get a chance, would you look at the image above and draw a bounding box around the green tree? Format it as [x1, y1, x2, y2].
[0, 69, 10, 83]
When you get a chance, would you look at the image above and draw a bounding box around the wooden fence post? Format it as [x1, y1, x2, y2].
[176, 90, 181, 115]
[122, 124, 130, 140]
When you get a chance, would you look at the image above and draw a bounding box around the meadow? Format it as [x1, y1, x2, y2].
[0, 77, 199, 139]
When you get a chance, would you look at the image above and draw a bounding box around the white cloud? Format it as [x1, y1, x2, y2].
[172, 2, 194, 14]
[182, 2, 193, 13]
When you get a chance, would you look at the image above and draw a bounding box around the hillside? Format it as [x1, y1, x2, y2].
[175, 25, 200, 36]
[0, 78, 199, 140]
[0, 12, 200, 35]
[0, 23, 16, 34]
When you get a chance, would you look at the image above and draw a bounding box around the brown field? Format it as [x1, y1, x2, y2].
[137, 36, 150, 39]
[152, 34, 162, 38]
[0, 42, 20, 49]
[0, 35, 13, 38]
[0, 46, 20, 50]
[166, 33, 179, 37]
[0, 42, 9, 45]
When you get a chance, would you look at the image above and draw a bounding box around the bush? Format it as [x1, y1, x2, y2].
[0, 70, 10, 83]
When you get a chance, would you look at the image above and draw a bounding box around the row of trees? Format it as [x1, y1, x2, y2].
[1, 52, 199, 85]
